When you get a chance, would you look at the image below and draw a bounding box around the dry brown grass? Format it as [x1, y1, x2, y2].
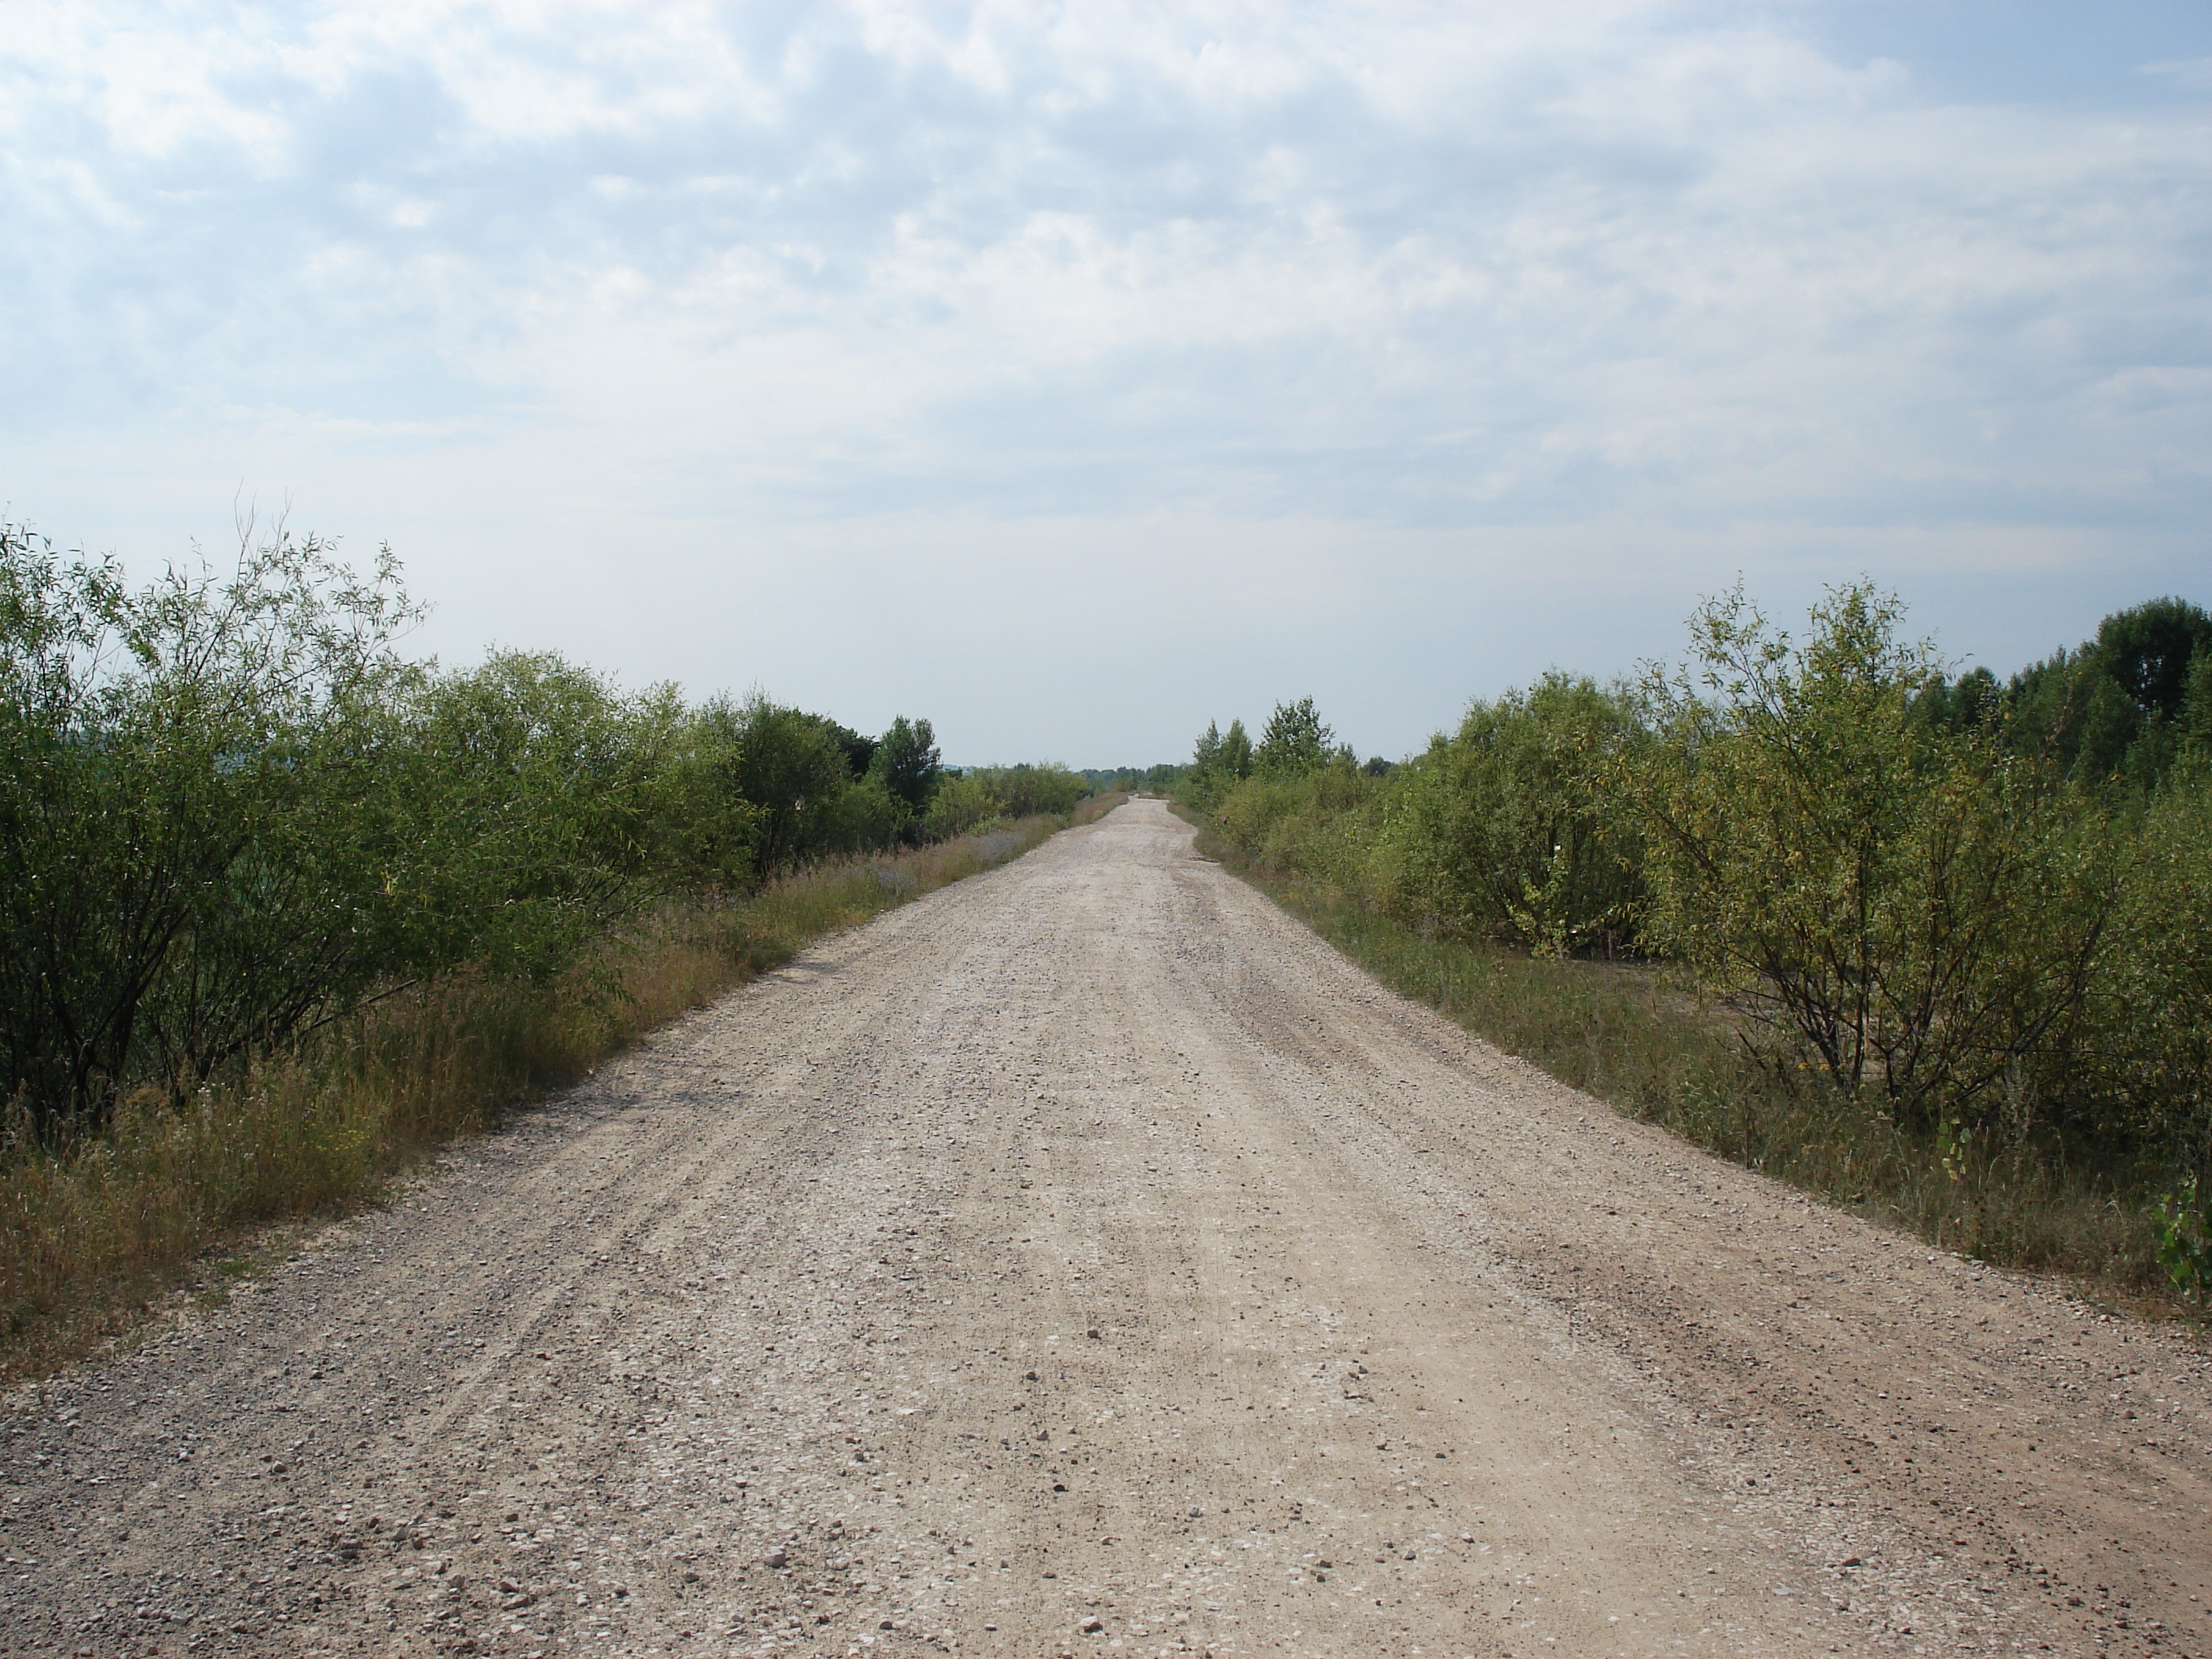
[0, 815, 1070, 1385]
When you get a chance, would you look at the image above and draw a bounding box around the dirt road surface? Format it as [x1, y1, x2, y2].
[5, 800, 2210, 1658]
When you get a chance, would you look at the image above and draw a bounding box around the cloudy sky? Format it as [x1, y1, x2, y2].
[5, 2, 2208, 764]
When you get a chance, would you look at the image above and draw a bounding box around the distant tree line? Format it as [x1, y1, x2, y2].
[0, 518, 1075, 1141]
[1185, 584, 2212, 1243]
[1079, 764, 1189, 796]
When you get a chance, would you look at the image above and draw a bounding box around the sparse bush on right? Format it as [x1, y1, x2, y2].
[1186, 580, 2212, 1306]
[1626, 582, 2115, 1138]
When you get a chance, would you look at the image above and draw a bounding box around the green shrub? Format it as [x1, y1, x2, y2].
[689, 694, 848, 877]
[923, 771, 1002, 839]
[0, 519, 427, 1135]
[1383, 672, 1644, 956]
[1176, 580, 2212, 1301]
[985, 763, 1087, 818]
[815, 776, 910, 855]
[923, 763, 1087, 837]
[1186, 718, 1254, 806]
[2092, 768, 2212, 1182]
[1627, 583, 2112, 1134]
[1998, 596, 2211, 793]
[401, 650, 698, 980]
[1211, 754, 1386, 892]
[0, 514, 983, 1140]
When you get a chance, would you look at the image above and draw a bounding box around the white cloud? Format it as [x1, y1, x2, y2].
[2, 1, 2207, 758]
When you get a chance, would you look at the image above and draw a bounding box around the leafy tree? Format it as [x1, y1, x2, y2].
[2097, 597, 2211, 722]
[2097, 771, 2212, 1185]
[1208, 749, 1384, 889]
[2186, 650, 2212, 760]
[819, 718, 877, 780]
[0, 518, 425, 1133]
[1628, 582, 2112, 1132]
[975, 763, 1086, 818]
[1256, 698, 1331, 776]
[659, 702, 767, 893]
[922, 763, 1086, 837]
[2002, 597, 2212, 792]
[695, 695, 852, 877]
[1187, 718, 1258, 805]
[1192, 719, 1221, 778]
[816, 775, 909, 853]
[0, 507, 1005, 1145]
[868, 715, 942, 820]
[1911, 665, 2001, 737]
[923, 772, 1002, 839]
[1218, 718, 1253, 784]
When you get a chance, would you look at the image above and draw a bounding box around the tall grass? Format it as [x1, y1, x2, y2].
[0, 814, 1078, 1384]
[1195, 822, 2174, 1309]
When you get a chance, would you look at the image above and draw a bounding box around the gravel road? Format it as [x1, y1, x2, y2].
[4, 800, 2210, 1659]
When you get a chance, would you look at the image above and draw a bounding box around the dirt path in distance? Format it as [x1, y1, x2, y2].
[4, 799, 2209, 1658]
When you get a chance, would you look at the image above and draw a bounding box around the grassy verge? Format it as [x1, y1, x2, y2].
[1184, 809, 2175, 1313]
[1071, 791, 1129, 825]
[1, 812, 1092, 1385]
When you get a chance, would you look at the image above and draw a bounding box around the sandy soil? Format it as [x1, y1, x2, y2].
[4, 799, 2210, 1659]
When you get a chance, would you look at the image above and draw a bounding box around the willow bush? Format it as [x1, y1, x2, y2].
[1628, 584, 2114, 1136]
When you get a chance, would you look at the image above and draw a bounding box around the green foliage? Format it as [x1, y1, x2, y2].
[1079, 764, 1188, 797]
[1185, 716, 1254, 806]
[2092, 769, 2212, 1180]
[1629, 583, 2111, 1133]
[0, 515, 994, 1141]
[819, 718, 878, 780]
[1181, 580, 2212, 1295]
[0, 518, 427, 1135]
[813, 775, 911, 855]
[694, 695, 851, 877]
[923, 772, 1002, 840]
[1255, 697, 1333, 777]
[1209, 750, 1386, 893]
[401, 650, 691, 980]
[2186, 651, 2212, 758]
[1220, 720, 1253, 784]
[2154, 1180, 2212, 1304]
[2095, 596, 2210, 722]
[1996, 595, 2212, 793]
[983, 762, 1087, 818]
[868, 715, 943, 823]
[1384, 673, 1643, 956]
[923, 763, 1088, 839]
[1191, 720, 1222, 789]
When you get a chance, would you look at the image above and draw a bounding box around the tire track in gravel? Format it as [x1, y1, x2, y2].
[4, 799, 2210, 1659]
